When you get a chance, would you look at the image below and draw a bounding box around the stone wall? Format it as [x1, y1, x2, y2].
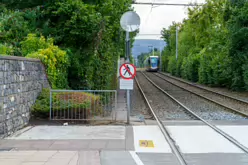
[0, 55, 50, 137]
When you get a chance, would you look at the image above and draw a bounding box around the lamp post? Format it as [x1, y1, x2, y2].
[176, 26, 178, 60]
[148, 46, 154, 56]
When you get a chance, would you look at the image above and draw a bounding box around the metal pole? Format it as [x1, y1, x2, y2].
[160, 39, 162, 71]
[153, 46, 154, 56]
[176, 26, 178, 60]
[126, 31, 130, 124]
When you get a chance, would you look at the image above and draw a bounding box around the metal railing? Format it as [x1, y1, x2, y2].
[50, 90, 117, 121]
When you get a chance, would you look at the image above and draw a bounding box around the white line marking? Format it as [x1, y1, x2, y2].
[129, 151, 144, 165]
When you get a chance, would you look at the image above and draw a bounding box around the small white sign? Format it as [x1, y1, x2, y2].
[120, 78, 134, 90]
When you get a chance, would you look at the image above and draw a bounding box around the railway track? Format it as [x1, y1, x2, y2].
[135, 72, 188, 165]
[135, 71, 248, 164]
[154, 72, 248, 117]
[136, 72, 195, 120]
[145, 72, 247, 120]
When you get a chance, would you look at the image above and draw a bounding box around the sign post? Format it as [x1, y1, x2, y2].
[119, 63, 136, 124]
[120, 11, 140, 124]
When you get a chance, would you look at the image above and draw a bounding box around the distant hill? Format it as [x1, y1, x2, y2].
[132, 39, 167, 58]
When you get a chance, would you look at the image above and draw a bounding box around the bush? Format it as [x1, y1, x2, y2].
[21, 33, 50, 56]
[0, 43, 14, 55]
[0, 10, 32, 56]
[167, 56, 177, 75]
[175, 56, 183, 77]
[198, 55, 210, 84]
[31, 88, 103, 119]
[181, 54, 200, 82]
[23, 34, 70, 89]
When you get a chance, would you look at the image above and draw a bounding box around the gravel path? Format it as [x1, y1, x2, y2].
[145, 72, 247, 121]
[136, 72, 194, 120]
[156, 72, 248, 114]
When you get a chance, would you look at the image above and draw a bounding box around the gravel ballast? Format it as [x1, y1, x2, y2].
[156, 72, 248, 115]
[136, 72, 194, 120]
[130, 80, 152, 120]
[145, 72, 247, 121]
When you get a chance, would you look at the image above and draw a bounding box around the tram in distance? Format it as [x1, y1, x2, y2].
[144, 56, 160, 72]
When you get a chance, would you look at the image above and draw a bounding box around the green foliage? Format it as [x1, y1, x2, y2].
[137, 53, 149, 68]
[137, 49, 161, 68]
[161, 0, 248, 90]
[0, 43, 14, 55]
[227, 0, 248, 90]
[0, 9, 34, 56]
[1, 0, 134, 91]
[21, 34, 52, 56]
[181, 54, 200, 82]
[167, 56, 177, 75]
[23, 34, 69, 89]
[31, 88, 101, 119]
[31, 88, 50, 118]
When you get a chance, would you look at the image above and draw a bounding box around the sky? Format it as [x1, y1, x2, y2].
[132, 0, 206, 40]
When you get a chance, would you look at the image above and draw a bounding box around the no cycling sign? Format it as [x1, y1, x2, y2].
[119, 63, 136, 80]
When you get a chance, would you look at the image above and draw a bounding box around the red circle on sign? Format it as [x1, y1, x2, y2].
[119, 63, 136, 80]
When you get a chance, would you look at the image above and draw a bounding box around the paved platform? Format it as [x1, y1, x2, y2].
[1, 123, 248, 164]
[6, 126, 126, 140]
[0, 126, 134, 151]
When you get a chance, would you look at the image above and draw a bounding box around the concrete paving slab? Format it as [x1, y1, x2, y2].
[48, 140, 91, 150]
[126, 126, 134, 150]
[133, 126, 171, 153]
[184, 153, 248, 165]
[30, 141, 54, 149]
[0, 159, 23, 165]
[105, 140, 126, 150]
[0, 151, 78, 165]
[166, 125, 244, 153]
[217, 125, 248, 148]
[69, 153, 78, 165]
[21, 162, 45, 165]
[137, 153, 180, 165]
[78, 151, 100, 165]
[1, 140, 34, 148]
[0, 139, 129, 151]
[100, 151, 137, 165]
[89, 140, 107, 149]
[6, 126, 126, 140]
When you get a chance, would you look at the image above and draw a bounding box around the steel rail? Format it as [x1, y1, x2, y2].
[135, 75, 188, 165]
[153, 73, 248, 117]
[141, 72, 248, 153]
[158, 72, 248, 105]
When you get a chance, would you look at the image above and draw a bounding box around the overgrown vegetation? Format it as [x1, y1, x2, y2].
[0, 0, 135, 118]
[0, 0, 135, 90]
[31, 88, 102, 119]
[161, 0, 248, 91]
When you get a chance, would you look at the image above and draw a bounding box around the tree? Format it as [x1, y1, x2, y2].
[1, 0, 135, 90]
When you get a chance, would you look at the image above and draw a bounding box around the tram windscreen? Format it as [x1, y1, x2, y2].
[150, 57, 158, 67]
[150, 57, 157, 64]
